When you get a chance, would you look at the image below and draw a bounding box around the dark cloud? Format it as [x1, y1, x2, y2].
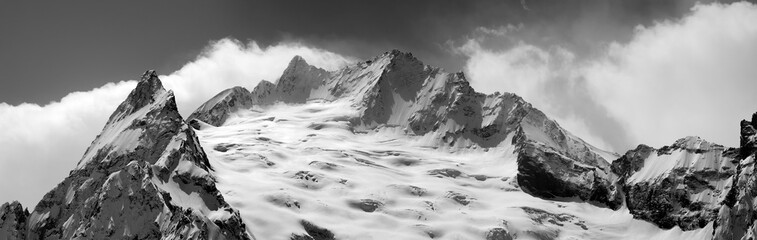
[1, 0, 748, 105]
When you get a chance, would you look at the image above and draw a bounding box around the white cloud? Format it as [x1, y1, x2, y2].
[585, 2, 757, 149]
[161, 39, 355, 115]
[0, 39, 354, 208]
[0, 81, 135, 209]
[461, 2, 757, 152]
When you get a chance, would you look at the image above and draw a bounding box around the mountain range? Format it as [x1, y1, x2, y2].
[2, 50, 756, 240]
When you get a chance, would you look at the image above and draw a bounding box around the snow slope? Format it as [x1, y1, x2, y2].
[196, 100, 712, 240]
[212, 51, 625, 209]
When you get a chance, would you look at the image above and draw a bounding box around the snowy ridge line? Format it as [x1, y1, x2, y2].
[1, 70, 253, 240]
[188, 50, 757, 239]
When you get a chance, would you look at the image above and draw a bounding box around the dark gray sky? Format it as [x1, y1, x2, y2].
[0, 0, 732, 105]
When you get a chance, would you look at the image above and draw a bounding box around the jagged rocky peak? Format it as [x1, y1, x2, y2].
[280, 55, 324, 80]
[713, 111, 757, 239]
[74, 69, 181, 169]
[0, 201, 28, 240]
[740, 112, 757, 153]
[25, 71, 252, 240]
[188, 86, 254, 127]
[613, 135, 737, 230]
[204, 49, 623, 209]
[250, 80, 276, 105]
[115, 70, 167, 118]
[274, 55, 330, 104]
[376, 49, 427, 82]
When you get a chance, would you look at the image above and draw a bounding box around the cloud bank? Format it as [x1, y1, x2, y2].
[0, 39, 354, 207]
[461, 2, 757, 152]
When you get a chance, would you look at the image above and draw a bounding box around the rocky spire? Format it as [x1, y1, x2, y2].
[0, 201, 28, 240]
[740, 113, 757, 154]
[26, 71, 252, 240]
[712, 111, 757, 239]
[274, 56, 330, 103]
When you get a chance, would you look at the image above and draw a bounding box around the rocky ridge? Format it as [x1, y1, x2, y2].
[0, 202, 28, 240]
[711, 113, 757, 239]
[606, 112, 757, 240]
[189, 50, 757, 238]
[191, 50, 623, 209]
[0, 71, 252, 240]
[612, 136, 737, 230]
[188, 86, 254, 127]
[1, 50, 754, 239]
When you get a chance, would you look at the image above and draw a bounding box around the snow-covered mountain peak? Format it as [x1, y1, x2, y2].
[115, 69, 168, 118]
[76, 70, 178, 170]
[667, 136, 723, 153]
[270, 56, 330, 104]
[195, 50, 626, 215]
[284, 55, 310, 71]
[279, 55, 322, 81]
[376, 49, 423, 65]
[13, 71, 254, 240]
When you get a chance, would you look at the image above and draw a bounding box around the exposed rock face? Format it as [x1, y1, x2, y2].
[611, 144, 655, 179]
[0, 201, 28, 240]
[289, 220, 335, 240]
[712, 115, 757, 239]
[739, 113, 757, 156]
[249, 56, 330, 105]
[513, 108, 623, 209]
[22, 71, 251, 240]
[235, 50, 622, 208]
[188, 86, 254, 127]
[485, 228, 513, 240]
[613, 136, 737, 230]
[516, 139, 622, 209]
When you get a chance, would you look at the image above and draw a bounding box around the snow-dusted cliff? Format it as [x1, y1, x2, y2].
[0, 71, 252, 240]
[612, 137, 737, 230]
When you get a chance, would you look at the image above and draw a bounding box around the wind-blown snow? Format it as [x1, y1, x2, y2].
[195, 100, 711, 240]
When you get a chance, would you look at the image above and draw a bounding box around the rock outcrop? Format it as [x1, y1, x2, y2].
[0, 201, 28, 240]
[188, 86, 254, 127]
[712, 114, 757, 239]
[613, 136, 737, 230]
[3, 71, 252, 240]
[606, 112, 757, 238]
